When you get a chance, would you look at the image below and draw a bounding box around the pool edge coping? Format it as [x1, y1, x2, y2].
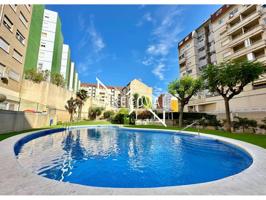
[0, 124, 266, 195]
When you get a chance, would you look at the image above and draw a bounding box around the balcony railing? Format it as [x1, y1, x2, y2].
[228, 24, 264, 48]
[227, 11, 261, 35]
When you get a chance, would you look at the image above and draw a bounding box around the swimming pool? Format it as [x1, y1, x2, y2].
[15, 126, 252, 188]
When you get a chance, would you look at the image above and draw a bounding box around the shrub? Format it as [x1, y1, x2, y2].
[118, 108, 129, 115]
[88, 107, 104, 120]
[24, 69, 49, 83]
[233, 117, 257, 133]
[103, 110, 115, 120]
[259, 117, 266, 130]
[111, 113, 124, 124]
[51, 72, 65, 87]
[138, 110, 153, 120]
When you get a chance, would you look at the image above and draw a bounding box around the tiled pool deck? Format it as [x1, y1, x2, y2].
[0, 125, 266, 195]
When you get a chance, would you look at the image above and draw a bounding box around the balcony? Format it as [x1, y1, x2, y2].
[228, 39, 266, 59]
[228, 24, 264, 48]
[198, 59, 207, 67]
[227, 9, 261, 35]
[198, 49, 206, 58]
[208, 34, 214, 42]
[209, 44, 215, 52]
[197, 40, 206, 48]
[179, 57, 186, 65]
[210, 54, 216, 63]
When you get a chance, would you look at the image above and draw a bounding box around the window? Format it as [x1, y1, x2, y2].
[16, 30, 25, 45]
[199, 56, 206, 61]
[41, 32, 47, 37]
[10, 4, 17, 11]
[198, 47, 205, 52]
[218, 18, 224, 25]
[8, 69, 20, 82]
[19, 12, 28, 27]
[0, 63, 6, 77]
[13, 49, 23, 63]
[3, 15, 13, 32]
[0, 37, 10, 53]
[229, 8, 238, 19]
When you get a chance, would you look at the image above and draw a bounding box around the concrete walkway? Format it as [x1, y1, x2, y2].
[0, 126, 266, 195]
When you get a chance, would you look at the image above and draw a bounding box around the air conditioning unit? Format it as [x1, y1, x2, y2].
[0, 71, 9, 84]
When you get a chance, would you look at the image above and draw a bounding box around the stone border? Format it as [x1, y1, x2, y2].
[0, 125, 266, 195]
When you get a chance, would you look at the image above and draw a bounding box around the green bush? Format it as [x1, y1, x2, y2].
[103, 110, 115, 120]
[233, 116, 257, 133]
[111, 113, 124, 124]
[88, 107, 104, 120]
[51, 72, 65, 87]
[138, 110, 153, 119]
[24, 69, 49, 83]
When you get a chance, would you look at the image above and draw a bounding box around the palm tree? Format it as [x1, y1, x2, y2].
[65, 97, 78, 122]
[76, 89, 88, 120]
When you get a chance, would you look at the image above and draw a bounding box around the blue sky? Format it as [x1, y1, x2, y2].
[46, 4, 221, 98]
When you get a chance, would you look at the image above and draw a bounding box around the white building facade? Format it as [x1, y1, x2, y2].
[37, 9, 57, 72]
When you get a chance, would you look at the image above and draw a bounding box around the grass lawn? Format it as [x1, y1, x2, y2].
[1, 122, 266, 149]
[125, 125, 266, 149]
[0, 120, 111, 142]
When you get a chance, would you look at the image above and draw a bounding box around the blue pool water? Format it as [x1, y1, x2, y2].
[15, 126, 252, 188]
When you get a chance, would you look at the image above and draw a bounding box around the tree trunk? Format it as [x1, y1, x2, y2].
[78, 104, 82, 120]
[179, 102, 184, 128]
[70, 112, 73, 122]
[224, 98, 232, 132]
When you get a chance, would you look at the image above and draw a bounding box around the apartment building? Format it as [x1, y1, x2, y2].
[0, 5, 32, 110]
[121, 79, 153, 110]
[60, 44, 71, 87]
[157, 93, 179, 112]
[178, 5, 266, 120]
[24, 5, 78, 90]
[80, 83, 123, 109]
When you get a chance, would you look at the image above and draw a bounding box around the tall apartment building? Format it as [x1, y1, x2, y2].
[24, 6, 77, 89]
[0, 5, 32, 110]
[60, 44, 71, 87]
[80, 83, 122, 109]
[37, 9, 63, 74]
[178, 5, 266, 120]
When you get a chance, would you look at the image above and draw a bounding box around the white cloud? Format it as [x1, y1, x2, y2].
[140, 6, 183, 81]
[152, 63, 165, 80]
[136, 12, 155, 27]
[78, 15, 105, 53]
[141, 57, 153, 66]
[146, 43, 168, 56]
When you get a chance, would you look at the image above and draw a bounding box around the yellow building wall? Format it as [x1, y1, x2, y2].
[171, 99, 179, 112]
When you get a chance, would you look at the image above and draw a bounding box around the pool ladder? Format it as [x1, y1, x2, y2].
[180, 117, 205, 136]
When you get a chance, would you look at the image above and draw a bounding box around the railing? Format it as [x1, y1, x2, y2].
[180, 117, 205, 136]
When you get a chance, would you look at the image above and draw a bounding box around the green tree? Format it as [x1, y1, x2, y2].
[51, 72, 65, 87]
[168, 76, 203, 127]
[88, 107, 104, 120]
[202, 60, 264, 132]
[76, 89, 88, 120]
[65, 97, 78, 122]
[103, 110, 115, 120]
[133, 93, 139, 108]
